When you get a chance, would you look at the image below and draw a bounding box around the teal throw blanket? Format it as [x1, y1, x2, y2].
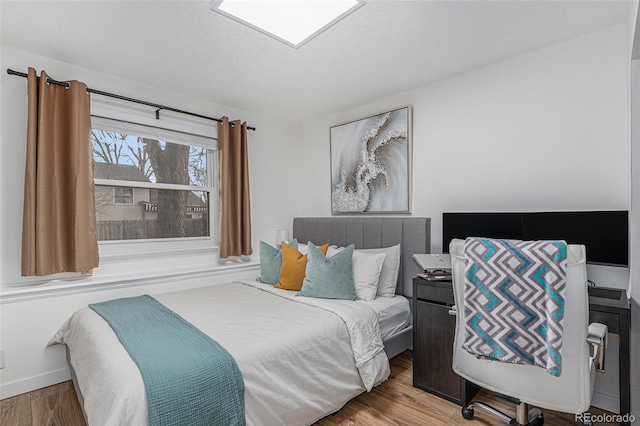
[90, 295, 245, 426]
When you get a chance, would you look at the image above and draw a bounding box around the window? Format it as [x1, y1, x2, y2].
[113, 187, 133, 204]
[91, 117, 216, 243]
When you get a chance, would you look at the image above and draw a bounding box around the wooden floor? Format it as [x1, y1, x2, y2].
[1, 350, 614, 426]
[0, 380, 85, 426]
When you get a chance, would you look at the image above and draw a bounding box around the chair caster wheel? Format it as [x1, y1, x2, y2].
[529, 408, 544, 426]
[530, 415, 544, 426]
[462, 406, 475, 420]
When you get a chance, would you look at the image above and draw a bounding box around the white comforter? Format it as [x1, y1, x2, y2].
[50, 280, 390, 426]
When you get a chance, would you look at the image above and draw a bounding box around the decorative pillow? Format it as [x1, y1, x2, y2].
[326, 246, 386, 301]
[275, 242, 328, 291]
[258, 239, 298, 285]
[351, 251, 386, 301]
[299, 243, 357, 300]
[357, 244, 401, 298]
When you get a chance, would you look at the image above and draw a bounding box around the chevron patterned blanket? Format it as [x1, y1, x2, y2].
[463, 237, 568, 376]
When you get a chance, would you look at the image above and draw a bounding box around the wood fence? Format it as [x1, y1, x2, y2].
[97, 219, 208, 240]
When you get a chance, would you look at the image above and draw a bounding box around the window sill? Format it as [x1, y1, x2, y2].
[0, 260, 259, 304]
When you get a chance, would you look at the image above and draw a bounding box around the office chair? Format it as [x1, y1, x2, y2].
[449, 238, 607, 426]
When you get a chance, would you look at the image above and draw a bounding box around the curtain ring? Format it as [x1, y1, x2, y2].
[45, 78, 70, 89]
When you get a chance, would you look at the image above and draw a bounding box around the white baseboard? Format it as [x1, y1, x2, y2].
[0, 368, 70, 400]
[591, 390, 620, 414]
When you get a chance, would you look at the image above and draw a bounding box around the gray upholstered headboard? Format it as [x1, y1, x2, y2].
[292, 217, 431, 298]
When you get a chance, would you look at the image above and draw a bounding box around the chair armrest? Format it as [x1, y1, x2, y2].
[587, 323, 608, 373]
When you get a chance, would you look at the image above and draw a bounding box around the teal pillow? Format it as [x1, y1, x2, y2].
[259, 239, 297, 285]
[299, 243, 357, 300]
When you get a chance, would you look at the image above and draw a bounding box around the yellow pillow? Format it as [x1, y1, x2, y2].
[275, 242, 328, 291]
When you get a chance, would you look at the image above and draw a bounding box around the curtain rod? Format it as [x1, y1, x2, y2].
[6, 68, 256, 131]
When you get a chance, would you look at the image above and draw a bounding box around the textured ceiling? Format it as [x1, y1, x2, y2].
[0, 1, 633, 124]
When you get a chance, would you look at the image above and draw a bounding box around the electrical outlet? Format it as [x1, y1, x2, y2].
[0, 348, 5, 369]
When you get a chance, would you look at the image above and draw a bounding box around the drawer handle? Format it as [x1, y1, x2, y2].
[448, 305, 457, 316]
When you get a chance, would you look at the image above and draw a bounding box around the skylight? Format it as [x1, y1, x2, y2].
[211, 0, 364, 48]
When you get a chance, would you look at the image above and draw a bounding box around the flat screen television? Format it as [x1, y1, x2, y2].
[442, 210, 628, 267]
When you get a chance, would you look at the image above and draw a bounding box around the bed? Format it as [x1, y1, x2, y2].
[51, 217, 430, 426]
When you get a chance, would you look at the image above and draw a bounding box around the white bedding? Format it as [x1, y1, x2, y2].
[51, 280, 391, 426]
[364, 294, 411, 341]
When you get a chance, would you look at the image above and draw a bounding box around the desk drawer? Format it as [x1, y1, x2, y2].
[415, 282, 454, 305]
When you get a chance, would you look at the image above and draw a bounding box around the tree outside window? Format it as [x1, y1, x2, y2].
[92, 128, 212, 241]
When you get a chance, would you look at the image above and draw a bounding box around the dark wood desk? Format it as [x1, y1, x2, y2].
[413, 277, 632, 425]
[412, 277, 480, 405]
[587, 286, 631, 426]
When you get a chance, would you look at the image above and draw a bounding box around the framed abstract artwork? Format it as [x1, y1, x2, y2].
[330, 106, 412, 214]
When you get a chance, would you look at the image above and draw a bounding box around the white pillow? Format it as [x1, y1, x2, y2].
[299, 243, 336, 256]
[326, 245, 342, 258]
[351, 251, 386, 301]
[328, 245, 399, 300]
[357, 244, 401, 298]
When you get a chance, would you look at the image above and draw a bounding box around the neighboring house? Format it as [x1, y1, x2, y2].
[94, 162, 207, 222]
[94, 162, 152, 222]
[94, 162, 208, 240]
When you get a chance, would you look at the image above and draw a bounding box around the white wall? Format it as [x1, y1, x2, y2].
[299, 24, 632, 413]
[629, 58, 640, 422]
[628, 0, 640, 420]
[0, 46, 301, 397]
[299, 24, 629, 244]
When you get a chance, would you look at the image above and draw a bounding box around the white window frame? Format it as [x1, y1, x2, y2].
[112, 186, 134, 204]
[90, 110, 220, 261]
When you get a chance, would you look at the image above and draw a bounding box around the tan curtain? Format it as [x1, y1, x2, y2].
[21, 68, 99, 276]
[218, 116, 252, 258]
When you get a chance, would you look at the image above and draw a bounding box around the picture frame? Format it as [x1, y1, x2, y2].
[330, 105, 412, 214]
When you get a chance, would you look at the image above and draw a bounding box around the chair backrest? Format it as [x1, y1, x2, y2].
[449, 238, 594, 414]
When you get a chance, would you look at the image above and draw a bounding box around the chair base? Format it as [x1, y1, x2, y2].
[461, 400, 544, 426]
